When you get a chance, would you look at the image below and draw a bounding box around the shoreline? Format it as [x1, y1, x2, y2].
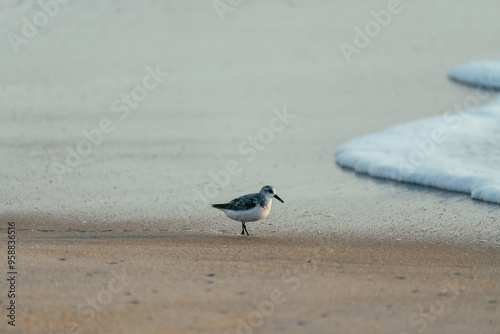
[3, 210, 500, 251]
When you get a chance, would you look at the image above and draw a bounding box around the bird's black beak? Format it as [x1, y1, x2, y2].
[274, 194, 284, 203]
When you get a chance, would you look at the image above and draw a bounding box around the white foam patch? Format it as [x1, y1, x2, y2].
[336, 60, 500, 204]
[448, 60, 500, 90]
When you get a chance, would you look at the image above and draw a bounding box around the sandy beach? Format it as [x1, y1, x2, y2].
[2, 0, 500, 333]
[6, 227, 500, 334]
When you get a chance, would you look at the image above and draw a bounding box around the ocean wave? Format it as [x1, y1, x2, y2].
[336, 60, 500, 204]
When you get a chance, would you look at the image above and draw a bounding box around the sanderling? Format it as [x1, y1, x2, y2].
[212, 185, 284, 236]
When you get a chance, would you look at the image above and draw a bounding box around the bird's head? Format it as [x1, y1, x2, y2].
[260, 185, 284, 203]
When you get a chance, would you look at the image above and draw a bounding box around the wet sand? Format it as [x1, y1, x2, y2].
[9, 228, 500, 334]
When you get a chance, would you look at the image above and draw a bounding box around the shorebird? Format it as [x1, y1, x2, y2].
[212, 185, 284, 236]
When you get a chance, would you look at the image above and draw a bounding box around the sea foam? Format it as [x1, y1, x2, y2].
[448, 59, 500, 90]
[336, 60, 500, 204]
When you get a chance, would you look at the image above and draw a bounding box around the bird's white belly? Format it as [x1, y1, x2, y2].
[225, 204, 271, 222]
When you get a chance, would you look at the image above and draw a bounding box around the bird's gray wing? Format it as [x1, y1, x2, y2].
[225, 193, 260, 210]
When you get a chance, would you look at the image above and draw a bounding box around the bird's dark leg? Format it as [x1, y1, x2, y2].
[243, 222, 249, 236]
[241, 222, 245, 235]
